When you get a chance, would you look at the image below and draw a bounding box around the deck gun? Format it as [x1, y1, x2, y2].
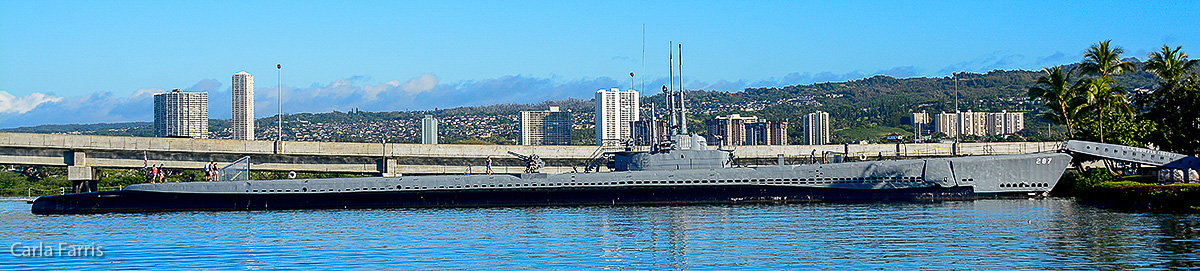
[507, 151, 545, 173]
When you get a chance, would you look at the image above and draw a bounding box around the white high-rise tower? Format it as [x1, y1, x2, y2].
[421, 115, 438, 144]
[595, 88, 639, 146]
[802, 111, 830, 145]
[232, 71, 255, 140]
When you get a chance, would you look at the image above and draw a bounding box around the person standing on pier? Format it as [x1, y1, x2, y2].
[211, 162, 219, 181]
[204, 162, 213, 181]
[149, 165, 159, 183]
[156, 164, 166, 183]
[486, 156, 493, 175]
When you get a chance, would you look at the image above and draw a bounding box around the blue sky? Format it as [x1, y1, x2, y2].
[0, 1, 1196, 127]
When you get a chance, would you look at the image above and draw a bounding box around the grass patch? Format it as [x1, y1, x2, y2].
[832, 126, 910, 143]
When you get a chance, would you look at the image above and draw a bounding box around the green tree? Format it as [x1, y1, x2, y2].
[1142, 45, 1200, 154]
[1080, 40, 1137, 80]
[1075, 77, 1133, 144]
[1078, 40, 1136, 143]
[1145, 45, 1198, 91]
[1027, 66, 1081, 137]
[1184, 77, 1200, 155]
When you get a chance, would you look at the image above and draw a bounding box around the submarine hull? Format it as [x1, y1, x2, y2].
[32, 185, 1002, 214]
[32, 153, 1072, 214]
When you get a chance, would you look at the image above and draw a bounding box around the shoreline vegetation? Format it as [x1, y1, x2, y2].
[1056, 171, 1200, 213]
[1030, 40, 1200, 213]
[0, 166, 369, 198]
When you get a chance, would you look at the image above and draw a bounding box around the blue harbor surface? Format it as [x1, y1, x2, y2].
[2, 198, 1199, 269]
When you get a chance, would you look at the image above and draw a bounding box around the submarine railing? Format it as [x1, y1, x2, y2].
[582, 145, 626, 173]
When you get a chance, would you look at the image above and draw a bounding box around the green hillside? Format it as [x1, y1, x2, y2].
[2, 66, 1162, 144]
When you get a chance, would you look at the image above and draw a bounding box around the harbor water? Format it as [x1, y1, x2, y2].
[2, 198, 1198, 269]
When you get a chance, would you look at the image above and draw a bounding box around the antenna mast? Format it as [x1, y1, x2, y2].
[668, 41, 676, 136]
[650, 103, 657, 149]
[679, 43, 686, 135]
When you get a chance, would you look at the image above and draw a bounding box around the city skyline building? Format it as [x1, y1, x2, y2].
[421, 115, 437, 144]
[746, 121, 789, 146]
[934, 112, 958, 137]
[153, 89, 209, 139]
[705, 114, 788, 146]
[934, 110, 1025, 137]
[987, 111, 1025, 135]
[802, 111, 830, 145]
[705, 114, 758, 146]
[231, 71, 254, 140]
[960, 111, 988, 137]
[594, 88, 639, 146]
[633, 119, 669, 146]
[520, 106, 572, 145]
[912, 111, 930, 137]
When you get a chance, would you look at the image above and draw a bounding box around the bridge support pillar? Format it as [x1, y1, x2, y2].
[378, 158, 398, 177]
[66, 151, 98, 193]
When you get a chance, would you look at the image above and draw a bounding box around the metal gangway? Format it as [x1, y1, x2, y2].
[1064, 140, 1199, 170]
[1064, 140, 1200, 182]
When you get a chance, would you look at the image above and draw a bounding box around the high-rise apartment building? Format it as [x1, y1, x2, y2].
[912, 111, 930, 136]
[986, 111, 1024, 135]
[421, 115, 437, 144]
[959, 111, 988, 137]
[705, 114, 758, 146]
[231, 71, 255, 140]
[154, 89, 209, 139]
[594, 88, 639, 146]
[520, 106, 572, 145]
[633, 119, 669, 146]
[934, 110, 1025, 137]
[746, 121, 789, 146]
[802, 111, 830, 145]
[705, 114, 788, 146]
[934, 112, 959, 137]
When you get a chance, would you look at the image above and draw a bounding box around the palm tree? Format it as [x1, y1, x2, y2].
[1077, 40, 1136, 143]
[1080, 40, 1137, 79]
[1027, 66, 1080, 137]
[1144, 45, 1199, 153]
[1145, 45, 1199, 93]
[1076, 77, 1132, 143]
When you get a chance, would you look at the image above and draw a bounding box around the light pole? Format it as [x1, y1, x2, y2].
[277, 63, 282, 142]
[954, 72, 960, 142]
[630, 72, 635, 91]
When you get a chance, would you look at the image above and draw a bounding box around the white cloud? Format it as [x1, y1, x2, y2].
[0, 91, 64, 114]
[0, 90, 156, 128]
[400, 73, 438, 94]
[874, 66, 921, 78]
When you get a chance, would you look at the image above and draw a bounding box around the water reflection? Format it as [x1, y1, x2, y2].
[1046, 201, 1200, 269]
[2, 199, 1200, 269]
[1153, 214, 1200, 268]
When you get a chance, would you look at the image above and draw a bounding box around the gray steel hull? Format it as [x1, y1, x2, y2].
[32, 153, 1071, 214]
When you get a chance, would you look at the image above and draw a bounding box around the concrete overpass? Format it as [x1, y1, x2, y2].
[0, 132, 1063, 184]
